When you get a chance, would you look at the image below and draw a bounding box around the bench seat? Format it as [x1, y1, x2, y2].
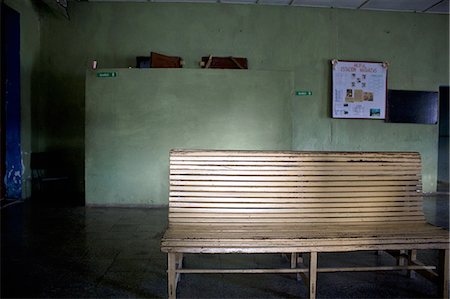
[162, 223, 449, 253]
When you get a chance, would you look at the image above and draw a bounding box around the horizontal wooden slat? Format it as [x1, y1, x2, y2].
[171, 160, 420, 166]
[161, 243, 448, 254]
[170, 196, 421, 203]
[162, 237, 449, 247]
[169, 227, 438, 233]
[170, 175, 420, 182]
[168, 221, 439, 229]
[176, 268, 309, 274]
[170, 180, 420, 187]
[170, 197, 422, 205]
[163, 226, 447, 240]
[170, 169, 420, 176]
[170, 149, 420, 157]
[168, 211, 424, 218]
[170, 155, 420, 162]
[170, 165, 420, 171]
[169, 202, 422, 208]
[168, 215, 426, 223]
[172, 265, 436, 274]
[170, 186, 418, 193]
[167, 221, 437, 228]
[170, 191, 420, 198]
[168, 206, 422, 214]
[164, 230, 444, 239]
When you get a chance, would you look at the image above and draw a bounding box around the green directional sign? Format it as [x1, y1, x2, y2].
[97, 71, 117, 78]
[295, 90, 312, 96]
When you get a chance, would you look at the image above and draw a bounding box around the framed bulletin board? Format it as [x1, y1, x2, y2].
[331, 60, 388, 119]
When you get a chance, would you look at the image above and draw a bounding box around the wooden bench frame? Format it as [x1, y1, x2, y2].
[161, 150, 449, 298]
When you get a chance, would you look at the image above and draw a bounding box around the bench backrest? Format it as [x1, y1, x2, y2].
[169, 150, 425, 225]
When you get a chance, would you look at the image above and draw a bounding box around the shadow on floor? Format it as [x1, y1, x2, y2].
[1, 193, 448, 298]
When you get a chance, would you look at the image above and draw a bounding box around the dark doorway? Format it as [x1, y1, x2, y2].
[438, 86, 449, 192]
[1, 4, 22, 200]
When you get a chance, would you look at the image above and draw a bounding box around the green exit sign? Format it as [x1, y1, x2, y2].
[295, 90, 312, 96]
[97, 71, 117, 78]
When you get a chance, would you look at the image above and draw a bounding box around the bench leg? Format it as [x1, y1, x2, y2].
[168, 253, 177, 299]
[176, 253, 184, 285]
[291, 253, 306, 282]
[407, 250, 417, 279]
[309, 252, 318, 299]
[291, 253, 297, 268]
[291, 253, 305, 282]
[438, 249, 449, 299]
[291, 253, 299, 281]
[399, 249, 408, 275]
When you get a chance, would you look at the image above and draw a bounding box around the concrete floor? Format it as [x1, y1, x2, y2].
[1, 194, 448, 298]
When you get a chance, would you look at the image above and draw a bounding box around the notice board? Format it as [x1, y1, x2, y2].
[332, 60, 388, 119]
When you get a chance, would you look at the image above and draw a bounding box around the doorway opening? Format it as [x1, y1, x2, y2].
[438, 86, 449, 192]
[1, 4, 22, 201]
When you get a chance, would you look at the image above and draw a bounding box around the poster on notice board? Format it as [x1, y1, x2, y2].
[331, 60, 388, 119]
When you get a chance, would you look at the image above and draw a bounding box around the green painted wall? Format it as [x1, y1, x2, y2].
[4, 0, 41, 198]
[85, 69, 293, 205]
[38, 2, 448, 201]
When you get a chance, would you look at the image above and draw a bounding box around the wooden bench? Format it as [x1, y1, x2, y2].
[161, 149, 449, 298]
